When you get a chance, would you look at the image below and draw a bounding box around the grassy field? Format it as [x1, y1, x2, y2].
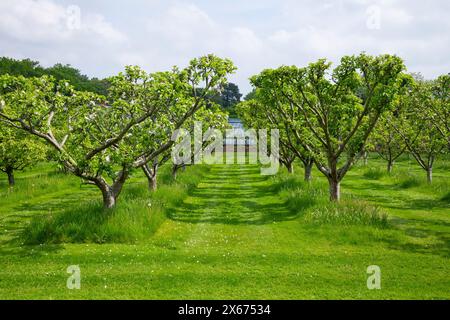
[0, 155, 449, 299]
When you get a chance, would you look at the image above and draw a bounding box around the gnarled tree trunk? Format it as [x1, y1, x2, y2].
[304, 159, 313, 182]
[363, 150, 368, 166]
[286, 161, 294, 174]
[6, 168, 15, 188]
[387, 160, 394, 173]
[149, 174, 157, 191]
[172, 164, 179, 180]
[143, 162, 158, 191]
[99, 186, 117, 209]
[328, 177, 341, 201]
[426, 167, 433, 184]
[93, 170, 128, 209]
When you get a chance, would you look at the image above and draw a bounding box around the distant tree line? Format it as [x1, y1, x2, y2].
[0, 57, 110, 96]
[0, 57, 245, 114]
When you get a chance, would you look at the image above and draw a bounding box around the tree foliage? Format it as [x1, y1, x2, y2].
[0, 124, 46, 187]
[0, 55, 235, 208]
[392, 77, 448, 183]
[244, 53, 406, 200]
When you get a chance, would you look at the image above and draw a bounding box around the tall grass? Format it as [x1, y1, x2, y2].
[397, 174, 422, 189]
[363, 168, 385, 180]
[269, 174, 304, 193]
[304, 200, 389, 228]
[273, 173, 389, 228]
[21, 165, 210, 244]
[441, 192, 450, 203]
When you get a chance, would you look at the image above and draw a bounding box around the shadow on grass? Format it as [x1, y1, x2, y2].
[0, 213, 65, 257]
[0, 242, 64, 258]
[167, 166, 301, 225]
[343, 177, 450, 212]
[377, 214, 450, 258]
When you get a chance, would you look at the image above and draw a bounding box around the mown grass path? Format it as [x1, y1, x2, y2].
[168, 164, 294, 224]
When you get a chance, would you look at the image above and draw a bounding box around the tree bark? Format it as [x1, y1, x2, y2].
[172, 165, 179, 180]
[6, 168, 15, 188]
[149, 174, 157, 191]
[286, 161, 294, 174]
[101, 187, 116, 209]
[304, 160, 313, 182]
[94, 171, 128, 209]
[426, 167, 433, 184]
[363, 151, 368, 166]
[387, 160, 393, 173]
[328, 177, 340, 201]
[143, 162, 158, 191]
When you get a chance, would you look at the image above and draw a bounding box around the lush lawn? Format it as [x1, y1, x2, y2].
[0, 156, 449, 299]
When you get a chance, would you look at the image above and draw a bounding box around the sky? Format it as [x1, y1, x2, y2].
[0, 0, 449, 94]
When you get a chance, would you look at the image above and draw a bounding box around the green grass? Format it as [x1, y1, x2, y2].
[20, 165, 210, 245]
[363, 167, 385, 180]
[0, 156, 449, 299]
[304, 200, 388, 227]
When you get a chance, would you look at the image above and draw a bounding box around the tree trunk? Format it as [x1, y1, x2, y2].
[304, 161, 313, 182]
[6, 168, 15, 188]
[363, 151, 368, 166]
[95, 172, 127, 209]
[426, 167, 432, 184]
[149, 174, 157, 191]
[172, 165, 179, 180]
[286, 161, 294, 174]
[328, 178, 340, 201]
[100, 186, 116, 209]
[387, 160, 393, 173]
[142, 162, 159, 191]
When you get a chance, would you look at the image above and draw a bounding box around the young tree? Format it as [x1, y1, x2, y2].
[0, 74, 141, 208]
[393, 79, 447, 183]
[0, 124, 45, 188]
[430, 74, 450, 145]
[170, 104, 229, 181]
[236, 98, 313, 179]
[140, 107, 227, 191]
[371, 111, 408, 173]
[122, 55, 235, 190]
[253, 53, 406, 200]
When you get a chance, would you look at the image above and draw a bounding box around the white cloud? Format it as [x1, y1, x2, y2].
[229, 28, 263, 55]
[0, 0, 126, 43]
[83, 13, 126, 43]
[0, 0, 448, 93]
[0, 0, 68, 42]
